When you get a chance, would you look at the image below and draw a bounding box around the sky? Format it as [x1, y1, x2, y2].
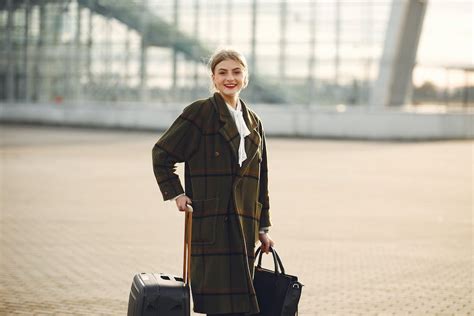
[417, 0, 472, 65]
[414, 0, 473, 87]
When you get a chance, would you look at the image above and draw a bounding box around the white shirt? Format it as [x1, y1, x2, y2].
[226, 100, 251, 167]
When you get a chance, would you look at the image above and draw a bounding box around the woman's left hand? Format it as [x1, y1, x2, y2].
[259, 233, 275, 254]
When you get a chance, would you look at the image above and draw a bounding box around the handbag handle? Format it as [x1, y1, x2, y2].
[255, 246, 286, 275]
[182, 205, 193, 286]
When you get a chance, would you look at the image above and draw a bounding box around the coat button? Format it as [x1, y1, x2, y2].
[224, 216, 228, 222]
[215, 151, 220, 157]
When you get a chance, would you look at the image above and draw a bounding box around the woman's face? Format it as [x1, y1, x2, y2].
[212, 59, 247, 98]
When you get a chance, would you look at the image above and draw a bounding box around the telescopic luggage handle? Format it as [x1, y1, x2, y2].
[183, 205, 193, 286]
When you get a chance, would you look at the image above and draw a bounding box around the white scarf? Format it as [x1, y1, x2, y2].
[226, 100, 251, 167]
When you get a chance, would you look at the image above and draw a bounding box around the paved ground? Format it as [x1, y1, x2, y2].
[0, 124, 472, 315]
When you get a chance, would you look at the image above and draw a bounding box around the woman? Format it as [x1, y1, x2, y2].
[152, 48, 274, 316]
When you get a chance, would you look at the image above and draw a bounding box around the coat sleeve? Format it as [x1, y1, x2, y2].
[258, 123, 271, 228]
[152, 104, 202, 201]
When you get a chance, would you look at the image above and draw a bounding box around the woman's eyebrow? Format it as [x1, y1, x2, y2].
[217, 67, 242, 71]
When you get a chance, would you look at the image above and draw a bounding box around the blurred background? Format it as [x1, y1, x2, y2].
[0, 0, 472, 111]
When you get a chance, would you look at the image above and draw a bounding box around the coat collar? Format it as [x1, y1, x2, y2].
[211, 92, 258, 130]
[210, 93, 261, 174]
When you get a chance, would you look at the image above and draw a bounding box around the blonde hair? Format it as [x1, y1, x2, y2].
[208, 48, 249, 92]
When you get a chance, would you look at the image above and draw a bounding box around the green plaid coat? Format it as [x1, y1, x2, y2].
[152, 92, 271, 314]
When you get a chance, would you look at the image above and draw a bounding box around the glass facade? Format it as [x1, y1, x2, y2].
[0, 0, 471, 108]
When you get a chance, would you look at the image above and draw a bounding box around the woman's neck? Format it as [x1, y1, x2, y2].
[220, 93, 239, 109]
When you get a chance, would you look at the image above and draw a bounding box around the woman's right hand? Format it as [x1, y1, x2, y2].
[176, 195, 192, 212]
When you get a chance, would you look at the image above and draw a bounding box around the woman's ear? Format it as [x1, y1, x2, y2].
[210, 74, 218, 92]
[243, 72, 249, 88]
[211, 73, 216, 86]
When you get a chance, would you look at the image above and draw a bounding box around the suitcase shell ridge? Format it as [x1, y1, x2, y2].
[128, 272, 190, 316]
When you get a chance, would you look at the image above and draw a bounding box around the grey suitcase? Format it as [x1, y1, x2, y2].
[127, 272, 190, 316]
[128, 210, 193, 316]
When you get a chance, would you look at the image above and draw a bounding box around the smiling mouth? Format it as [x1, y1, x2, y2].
[224, 84, 237, 88]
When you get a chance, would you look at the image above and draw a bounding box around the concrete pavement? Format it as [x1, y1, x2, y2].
[0, 125, 472, 315]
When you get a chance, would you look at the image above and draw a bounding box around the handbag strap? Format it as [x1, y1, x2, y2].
[255, 246, 286, 275]
[182, 206, 193, 285]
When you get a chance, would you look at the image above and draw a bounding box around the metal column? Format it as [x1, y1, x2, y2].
[279, 0, 287, 85]
[86, 4, 93, 86]
[370, 0, 428, 108]
[364, 0, 374, 105]
[124, 27, 131, 97]
[334, 0, 340, 87]
[73, 1, 82, 101]
[172, 0, 179, 96]
[250, 0, 257, 72]
[307, 0, 317, 104]
[140, 0, 149, 101]
[226, 0, 232, 45]
[193, 0, 200, 94]
[5, 0, 15, 101]
[36, 1, 52, 102]
[24, 0, 32, 101]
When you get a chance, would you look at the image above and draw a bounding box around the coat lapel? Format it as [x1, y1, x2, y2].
[211, 93, 241, 164]
[210, 93, 261, 175]
[239, 99, 261, 175]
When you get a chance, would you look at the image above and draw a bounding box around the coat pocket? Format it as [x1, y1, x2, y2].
[191, 197, 219, 245]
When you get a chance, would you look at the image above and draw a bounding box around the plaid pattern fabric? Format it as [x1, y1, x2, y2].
[152, 92, 271, 314]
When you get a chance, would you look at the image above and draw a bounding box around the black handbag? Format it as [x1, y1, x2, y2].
[253, 247, 303, 316]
